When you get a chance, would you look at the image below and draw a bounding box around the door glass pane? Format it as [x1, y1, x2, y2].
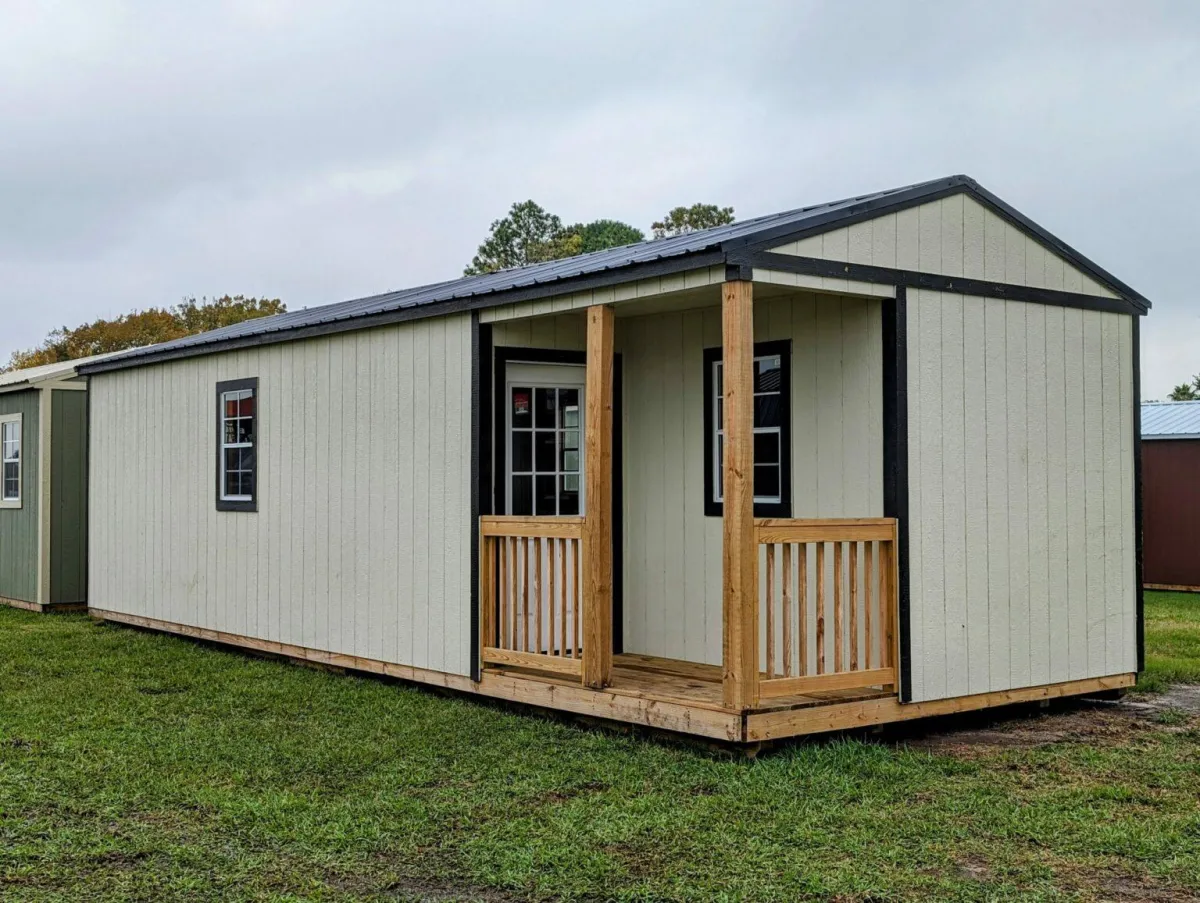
[558, 389, 579, 428]
[535, 475, 557, 515]
[534, 388, 556, 428]
[560, 476, 580, 515]
[754, 395, 782, 429]
[755, 464, 780, 499]
[511, 387, 532, 429]
[512, 432, 532, 472]
[754, 355, 782, 392]
[511, 475, 533, 515]
[534, 432, 556, 471]
[753, 430, 780, 465]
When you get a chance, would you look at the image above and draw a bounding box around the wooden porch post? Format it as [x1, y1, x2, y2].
[582, 304, 614, 688]
[722, 280, 758, 709]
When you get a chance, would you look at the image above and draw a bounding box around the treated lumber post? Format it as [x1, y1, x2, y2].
[582, 304, 615, 688]
[722, 279, 758, 710]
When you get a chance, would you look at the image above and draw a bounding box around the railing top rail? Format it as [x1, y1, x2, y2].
[754, 518, 896, 544]
[480, 516, 584, 538]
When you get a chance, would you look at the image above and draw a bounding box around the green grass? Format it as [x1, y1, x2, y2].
[1, 592, 1198, 902]
[1138, 589, 1200, 692]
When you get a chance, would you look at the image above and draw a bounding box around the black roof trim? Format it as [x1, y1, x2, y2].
[79, 175, 1148, 375]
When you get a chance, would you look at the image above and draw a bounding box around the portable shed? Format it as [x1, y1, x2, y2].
[80, 175, 1146, 742]
[1141, 400, 1200, 592]
[0, 356, 106, 612]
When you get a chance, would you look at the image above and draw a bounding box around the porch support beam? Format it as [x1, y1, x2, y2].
[722, 280, 759, 709]
[582, 304, 615, 688]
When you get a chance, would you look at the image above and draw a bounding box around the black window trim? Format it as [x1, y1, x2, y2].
[215, 376, 258, 512]
[703, 339, 792, 518]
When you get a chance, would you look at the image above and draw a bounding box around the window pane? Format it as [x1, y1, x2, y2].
[754, 394, 782, 429]
[558, 389, 579, 428]
[239, 446, 256, 472]
[754, 464, 780, 500]
[534, 432, 556, 472]
[716, 435, 724, 500]
[511, 431, 532, 472]
[224, 468, 240, 498]
[755, 356, 782, 392]
[716, 396, 723, 430]
[224, 420, 238, 444]
[237, 417, 254, 444]
[715, 361, 723, 395]
[559, 476, 580, 515]
[511, 475, 533, 515]
[562, 448, 579, 473]
[511, 388, 532, 429]
[224, 448, 241, 475]
[535, 475, 557, 515]
[562, 429, 579, 452]
[3, 477, 16, 500]
[240, 470, 255, 499]
[534, 388, 556, 428]
[224, 395, 238, 417]
[753, 430, 780, 465]
[238, 393, 255, 417]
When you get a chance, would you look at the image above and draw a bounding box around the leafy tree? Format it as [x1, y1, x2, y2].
[572, 219, 645, 254]
[651, 203, 735, 238]
[464, 201, 571, 275]
[5, 295, 285, 371]
[1169, 375, 1200, 401]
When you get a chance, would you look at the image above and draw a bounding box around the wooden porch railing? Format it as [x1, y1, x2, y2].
[755, 518, 897, 700]
[480, 516, 584, 678]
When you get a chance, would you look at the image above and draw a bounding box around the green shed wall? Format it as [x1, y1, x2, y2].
[0, 390, 39, 603]
[50, 389, 88, 604]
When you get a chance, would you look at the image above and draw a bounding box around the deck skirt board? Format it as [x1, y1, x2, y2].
[89, 610, 1132, 744]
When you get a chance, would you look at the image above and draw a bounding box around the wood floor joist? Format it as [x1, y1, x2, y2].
[1144, 583, 1200, 594]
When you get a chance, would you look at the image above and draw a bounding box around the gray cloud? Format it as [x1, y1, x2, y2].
[1, 0, 1197, 397]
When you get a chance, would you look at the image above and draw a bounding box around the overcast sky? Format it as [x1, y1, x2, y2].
[2, 0, 1197, 397]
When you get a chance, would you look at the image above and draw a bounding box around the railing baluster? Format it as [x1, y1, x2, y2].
[572, 538, 581, 658]
[548, 537, 556, 654]
[864, 539, 874, 669]
[561, 538, 569, 657]
[510, 536, 519, 651]
[782, 543, 793, 678]
[849, 541, 859, 671]
[834, 541, 844, 673]
[765, 543, 776, 679]
[534, 537, 543, 654]
[799, 542, 808, 677]
[816, 542, 826, 675]
[882, 540, 893, 669]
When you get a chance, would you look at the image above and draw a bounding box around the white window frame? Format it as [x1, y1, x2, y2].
[0, 412, 21, 509]
[711, 355, 784, 506]
[216, 378, 258, 511]
[504, 363, 586, 517]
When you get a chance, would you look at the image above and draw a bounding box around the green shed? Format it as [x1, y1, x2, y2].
[0, 356, 100, 612]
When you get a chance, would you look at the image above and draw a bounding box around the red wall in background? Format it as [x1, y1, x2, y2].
[1143, 439, 1200, 590]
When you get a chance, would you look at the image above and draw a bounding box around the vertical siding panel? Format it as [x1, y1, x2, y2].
[644, 315, 667, 659]
[984, 298, 1011, 690]
[661, 313, 687, 661]
[379, 331, 400, 664]
[918, 201, 941, 274]
[983, 208, 1005, 282]
[1004, 224, 1027, 286]
[1024, 239, 1047, 289]
[792, 297, 818, 515]
[962, 296, 990, 693]
[1101, 314, 1124, 673]
[815, 299, 844, 516]
[962, 199, 987, 280]
[905, 296, 924, 699]
[940, 293, 967, 696]
[1025, 305, 1050, 686]
[896, 208, 920, 271]
[1005, 301, 1030, 688]
[1119, 315, 1136, 672]
[398, 326, 416, 665]
[847, 221, 873, 265]
[841, 299, 870, 514]
[1063, 309, 1088, 678]
[939, 195, 965, 278]
[870, 213, 897, 268]
[918, 290, 945, 697]
[682, 311, 707, 663]
[277, 345, 293, 646]
[413, 322, 432, 669]
[1083, 313, 1106, 674]
[355, 333, 373, 659]
[1045, 307, 1069, 684]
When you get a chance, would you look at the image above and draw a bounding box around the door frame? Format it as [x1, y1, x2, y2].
[491, 345, 624, 654]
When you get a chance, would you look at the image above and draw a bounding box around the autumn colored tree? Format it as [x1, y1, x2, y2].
[5, 295, 286, 371]
[651, 203, 736, 238]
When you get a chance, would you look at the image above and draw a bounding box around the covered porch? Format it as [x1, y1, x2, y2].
[475, 273, 904, 739]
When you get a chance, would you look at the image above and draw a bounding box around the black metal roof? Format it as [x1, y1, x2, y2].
[80, 175, 1148, 374]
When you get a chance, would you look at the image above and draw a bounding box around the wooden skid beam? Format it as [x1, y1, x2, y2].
[582, 304, 614, 688]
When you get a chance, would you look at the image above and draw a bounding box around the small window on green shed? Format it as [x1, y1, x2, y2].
[0, 413, 21, 508]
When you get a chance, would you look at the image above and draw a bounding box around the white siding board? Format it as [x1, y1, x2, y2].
[907, 291, 1136, 701]
[89, 316, 475, 678]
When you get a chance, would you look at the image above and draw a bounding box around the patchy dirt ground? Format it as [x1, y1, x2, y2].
[893, 686, 1200, 757]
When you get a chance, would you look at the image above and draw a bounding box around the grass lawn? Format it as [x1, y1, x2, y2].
[1, 593, 1198, 902]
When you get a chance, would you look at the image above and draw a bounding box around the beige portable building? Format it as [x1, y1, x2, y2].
[81, 175, 1146, 743]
